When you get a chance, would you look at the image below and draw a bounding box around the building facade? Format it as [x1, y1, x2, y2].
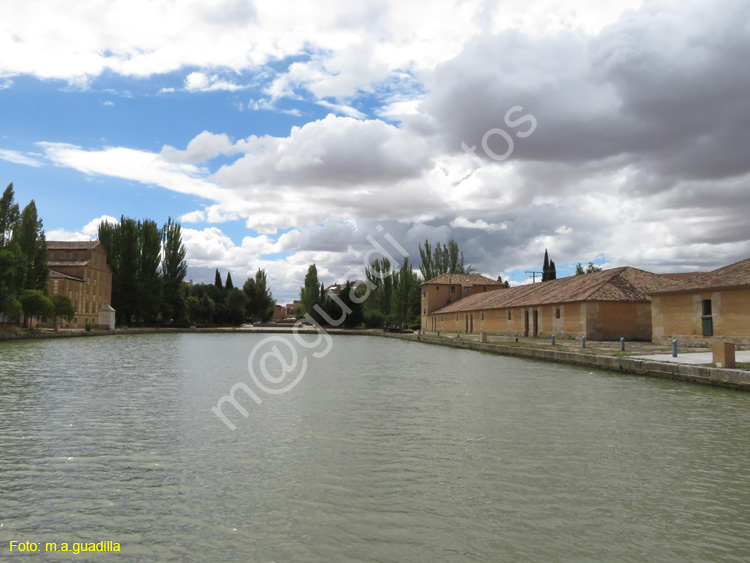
[46, 241, 113, 328]
[650, 258, 750, 343]
[424, 267, 679, 341]
[421, 273, 507, 329]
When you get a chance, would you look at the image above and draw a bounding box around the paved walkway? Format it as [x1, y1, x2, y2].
[631, 351, 750, 365]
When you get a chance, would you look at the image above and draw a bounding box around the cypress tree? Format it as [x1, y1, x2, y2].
[542, 249, 550, 282]
[225, 271, 234, 290]
[214, 268, 222, 289]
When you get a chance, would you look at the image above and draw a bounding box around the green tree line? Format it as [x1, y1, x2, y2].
[184, 267, 274, 326]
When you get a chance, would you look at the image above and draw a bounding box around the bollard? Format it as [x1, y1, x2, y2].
[551, 334, 555, 345]
[620, 337, 625, 352]
[672, 339, 678, 357]
[515, 337, 518, 343]
[582, 336, 586, 348]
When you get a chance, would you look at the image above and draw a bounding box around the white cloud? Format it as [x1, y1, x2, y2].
[450, 217, 508, 231]
[46, 228, 92, 242]
[158, 87, 175, 94]
[102, 100, 114, 106]
[38, 142, 229, 200]
[0, 148, 44, 167]
[161, 131, 235, 164]
[184, 71, 244, 92]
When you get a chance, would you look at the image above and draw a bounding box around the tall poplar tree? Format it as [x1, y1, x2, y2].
[161, 217, 187, 324]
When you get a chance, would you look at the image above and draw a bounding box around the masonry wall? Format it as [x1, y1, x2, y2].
[47, 246, 113, 328]
[652, 288, 750, 343]
[427, 301, 653, 341]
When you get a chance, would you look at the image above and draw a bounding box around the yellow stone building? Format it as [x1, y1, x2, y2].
[46, 241, 113, 328]
[423, 267, 678, 341]
[649, 258, 750, 343]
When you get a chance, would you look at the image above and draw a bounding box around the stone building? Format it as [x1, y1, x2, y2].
[421, 273, 507, 330]
[423, 267, 678, 341]
[46, 241, 113, 328]
[649, 258, 750, 343]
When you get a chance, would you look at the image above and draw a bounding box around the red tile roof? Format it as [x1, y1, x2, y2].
[660, 272, 703, 281]
[650, 258, 750, 294]
[421, 273, 505, 287]
[431, 267, 681, 314]
[47, 241, 100, 249]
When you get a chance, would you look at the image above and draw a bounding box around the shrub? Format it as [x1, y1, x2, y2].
[363, 310, 385, 328]
[85, 321, 92, 332]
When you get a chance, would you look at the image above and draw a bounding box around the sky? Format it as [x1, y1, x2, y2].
[1, 0, 749, 304]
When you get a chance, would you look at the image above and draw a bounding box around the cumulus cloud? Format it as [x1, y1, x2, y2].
[184, 72, 245, 92]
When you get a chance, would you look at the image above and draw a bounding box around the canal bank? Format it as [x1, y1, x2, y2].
[379, 332, 750, 391]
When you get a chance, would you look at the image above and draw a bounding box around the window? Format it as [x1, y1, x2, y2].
[481, 312, 485, 320]
[450, 285, 455, 292]
[702, 299, 712, 316]
[423, 308, 426, 314]
[507, 311, 512, 320]
[483, 286, 487, 292]
[456, 314, 458, 321]
[423, 291, 426, 297]
[556, 308, 561, 319]
[465, 287, 471, 294]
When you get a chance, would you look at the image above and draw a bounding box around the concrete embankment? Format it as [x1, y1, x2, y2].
[378, 332, 750, 391]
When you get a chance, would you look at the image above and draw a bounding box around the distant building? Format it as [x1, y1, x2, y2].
[46, 241, 113, 328]
[273, 304, 285, 321]
[421, 273, 507, 330]
[423, 268, 677, 341]
[324, 280, 366, 296]
[285, 300, 302, 318]
[650, 258, 750, 343]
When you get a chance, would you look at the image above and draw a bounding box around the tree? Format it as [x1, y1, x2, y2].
[19, 289, 54, 327]
[575, 262, 602, 275]
[139, 219, 163, 323]
[0, 297, 21, 325]
[50, 293, 75, 330]
[549, 260, 556, 281]
[186, 296, 201, 325]
[13, 200, 48, 291]
[334, 280, 364, 328]
[161, 217, 187, 324]
[214, 269, 223, 289]
[299, 264, 322, 321]
[0, 183, 20, 247]
[225, 288, 247, 325]
[244, 268, 274, 323]
[392, 257, 420, 326]
[419, 239, 469, 280]
[225, 271, 234, 291]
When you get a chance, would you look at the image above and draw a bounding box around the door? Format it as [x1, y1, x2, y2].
[533, 310, 538, 337]
[701, 299, 713, 336]
[524, 310, 529, 337]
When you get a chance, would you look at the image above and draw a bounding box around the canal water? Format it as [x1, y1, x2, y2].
[1, 333, 749, 562]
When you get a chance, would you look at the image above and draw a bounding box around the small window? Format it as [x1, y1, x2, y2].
[436, 286, 440, 291]
[423, 291, 426, 297]
[481, 312, 485, 320]
[456, 314, 458, 321]
[423, 308, 426, 314]
[556, 308, 561, 319]
[702, 299, 712, 317]
[507, 311, 511, 320]
[465, 287, 470, 294]
[450, 285, 455, 292]
[483, 286, 487, 292]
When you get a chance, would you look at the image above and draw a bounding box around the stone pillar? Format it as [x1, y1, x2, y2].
[479, 332, 487, 343]
[713, 341, 736, 368]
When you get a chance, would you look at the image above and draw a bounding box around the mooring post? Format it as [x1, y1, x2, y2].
[672, 339, 678, 357]
[582, 336, 586, 348]
[620, 337, 625, 351]
[551, 334, 555, 345]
